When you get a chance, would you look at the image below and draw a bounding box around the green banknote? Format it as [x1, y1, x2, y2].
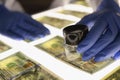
[36, 36, 113, 74]
[73, 0, 89, 7]
[0, 41, 11, 53]
[36, 16, 74, 29]
[58, 10, 88, 18]
[103, 66, 120, 80]
[0, 52, 60, 80]
[36, 36, 65, 57]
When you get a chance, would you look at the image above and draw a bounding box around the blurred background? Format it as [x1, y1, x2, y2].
[18, 0, 78, 14]
[18, 0, 54, 14]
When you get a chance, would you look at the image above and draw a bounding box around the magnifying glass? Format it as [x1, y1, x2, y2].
[63, 24, 88, 60]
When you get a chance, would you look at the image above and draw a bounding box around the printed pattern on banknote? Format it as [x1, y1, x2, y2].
[102, 66, 120, 80]
[0, 52, 60, 80]
[73, 0, 89, 7]
[0, 41, 11, 53]
[36, 36, 65, 57]
[36, 16, 74, 29]
[36, 36, 113, 74]
[58, 10, 89, 18]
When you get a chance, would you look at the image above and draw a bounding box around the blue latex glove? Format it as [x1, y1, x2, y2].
[77, 0, 120, 62]
[0, 5, 50, 40]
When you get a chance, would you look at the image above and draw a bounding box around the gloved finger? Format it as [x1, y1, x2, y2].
[82, 14, 118, 61]
[94, 33, 120, 62]
[110, 13, 120, 60]
[18, 22, 46, 37]
[77, 17, 107, 54]
[113, 50, 120, 60]
[24, 17, 50, 35]
[82, 28, 117, 61]
[11, 26, 40, 40]
[76, 12, 99, 30]
[3, 31, 24, 40]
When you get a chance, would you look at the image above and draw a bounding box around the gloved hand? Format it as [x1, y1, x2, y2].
[76, 0, 120, 62]
[0, 5, 50, 40]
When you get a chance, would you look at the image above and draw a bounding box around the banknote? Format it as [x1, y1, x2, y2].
[36, 36, 114, 74]
[0, 41, 11, 53]
[36, 16, 74, 29]
[36, 36, 65, 57]
[0, 52, 61, 80]
[102, 66, 120, 80]
[58, 10, 88, 18]
[73, 0, 89, 7]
